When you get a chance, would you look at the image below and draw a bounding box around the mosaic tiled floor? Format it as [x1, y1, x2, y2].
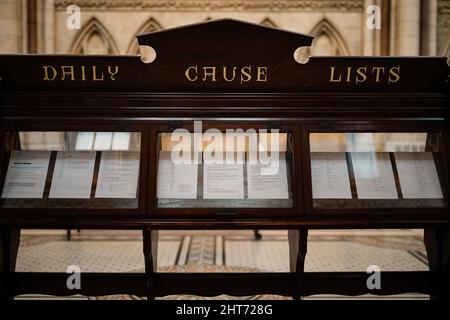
[15, 229, 429, 300]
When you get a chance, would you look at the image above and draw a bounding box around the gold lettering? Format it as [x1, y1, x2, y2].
[372, 67, 385, 82]
[202, 67, 216, 81]
[240, 66, 251, 84]
[42, 65, 57, 81]
[256, 67, 268, 82]
[346, 67, 352, 82]
[329, 67, 342, 83]
[356, 66, 367, 84]
[223, 67, 236, 82]
[81, 65, 86, 81]
[60, 65, 75, 81]
[185, 66, 198, 81]
[108, 65, 119, 81]
[92, 65, 104, 81]
[184, 65, 269, 83]
[388, 66, 400, 84]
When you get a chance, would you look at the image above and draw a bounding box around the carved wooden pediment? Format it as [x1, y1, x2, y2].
[136, 18, 313, 64]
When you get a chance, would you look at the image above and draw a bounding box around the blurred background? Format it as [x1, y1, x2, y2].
[0, 0, 449, 59]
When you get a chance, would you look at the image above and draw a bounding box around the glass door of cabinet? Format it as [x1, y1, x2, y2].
[153, 122, 298, 213]
[306, 129, 448, 211]
[0, 129, 145, 210]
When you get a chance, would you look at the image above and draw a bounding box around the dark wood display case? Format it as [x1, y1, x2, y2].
[0, 19, 449, 300]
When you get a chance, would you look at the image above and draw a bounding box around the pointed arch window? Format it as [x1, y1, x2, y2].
[70, 17, 119, 55]
[128, 18, 163, 55]
[308, 18, 350, 57]
[260, 18, 278, 28]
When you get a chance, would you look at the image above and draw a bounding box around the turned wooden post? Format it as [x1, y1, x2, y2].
[142, 229, 158, 300]
[288, 229, 308, 300]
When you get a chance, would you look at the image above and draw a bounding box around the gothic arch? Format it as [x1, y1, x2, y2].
[70, 17, 119, 54]
[260, 17, 277, 28]
[308, 18, 350, 56]
[127, 17, 163, 55]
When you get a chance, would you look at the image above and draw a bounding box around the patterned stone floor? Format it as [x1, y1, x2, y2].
[14, 229, 429, 300]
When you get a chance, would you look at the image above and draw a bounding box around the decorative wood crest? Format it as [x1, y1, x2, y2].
[136, 18, 313, 65]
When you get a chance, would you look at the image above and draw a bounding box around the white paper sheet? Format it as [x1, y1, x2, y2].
[49, 151, 96, 198]
[395, 152, 443, 199]
[111, 132, 131, 151]
[351, 152, 398, 199]
[203, 163, 244, 199]
[247, 154, 289, 199]
[75, 132, 95, 150]
[1, 150, 51, 198]
[95, 151, 140, 198]
[157, 152, 198, 199]
[311, 152, 352, 199]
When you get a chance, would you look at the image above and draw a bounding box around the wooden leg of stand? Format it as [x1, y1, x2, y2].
[424, 228, 450, 300]
[288, 229, 308, 300]
[0, 228, 21, 301]
[143, 229, 158, 300]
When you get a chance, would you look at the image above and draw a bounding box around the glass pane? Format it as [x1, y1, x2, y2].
[0, 131, 141, 209]
[157, 130, 294, 208]
[309, 132, 447, 209]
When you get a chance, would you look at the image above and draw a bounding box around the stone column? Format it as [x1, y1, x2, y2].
[420, 0, 437, 56]
[37, 0, 55, 53]
[43, 0, 55, 53]
[363, 0, 376, 55]
[389, 0, 396, 55]
[394, 0, 421, 55]
[0, 0, 23, 53]
[363, 0, 384, 56]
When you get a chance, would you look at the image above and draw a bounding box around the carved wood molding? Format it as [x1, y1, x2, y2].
[55, 0, 364, 11]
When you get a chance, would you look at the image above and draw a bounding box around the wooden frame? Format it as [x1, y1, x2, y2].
[302, 120, 449, 216]
[0, 121, 149, 215]
[149, 121, 302, 218]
